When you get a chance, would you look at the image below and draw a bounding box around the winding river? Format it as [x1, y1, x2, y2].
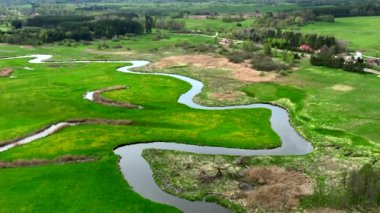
[1, 55, 313, 213]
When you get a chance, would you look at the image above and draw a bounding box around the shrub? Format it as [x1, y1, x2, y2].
[342, 164, 380, 208]
[316, 15, 335, 23]
[263, 42, 272, 56]
[194, 43, 216, 53]
[112, 44, 123, 49]
[227, 51, 252, 63]
[251, 53, 289, 71]
[342, 61, 365, 73]
[156, 19, 186, 32]
[153, 32, 169, 41]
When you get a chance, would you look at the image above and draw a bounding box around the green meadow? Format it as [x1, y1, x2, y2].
[300, 16, 380, 56]
[0, 13, 379, 211]
[244, 63, 380, 152]
[0, 55, 278, 211]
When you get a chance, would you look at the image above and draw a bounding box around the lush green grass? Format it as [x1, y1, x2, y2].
[0, 32, 215, 58]
[0, 157, 177, 213]
[0, 59, 278, 149]
[0, 33, 215, 60]
[300, 16, 380, 57]
[0, 23, 379, 211]
[244, 63, 380, 152]
[0, 54, 279, 211]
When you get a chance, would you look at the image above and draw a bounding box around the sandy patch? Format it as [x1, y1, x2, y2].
[331, 84, 354, 92]
[0, 68, 13, 77]
[153, 54, 277, 82]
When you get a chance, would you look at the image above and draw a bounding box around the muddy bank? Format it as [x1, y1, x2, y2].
[91, 86, 140, 108]
[0, 155, 93, 168]
[0, 68, 13, 77]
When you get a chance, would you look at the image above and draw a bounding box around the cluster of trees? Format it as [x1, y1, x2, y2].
[255, 10, 317, 28]
[251, 53, 290, 72]
[312, 3, 380, 17]
[310, 46, 365, 73]
[0, 14, 144, 45]
[155, 19, 186, 32]
[255, 2, 380, 29]
[234, 28, 340, 52]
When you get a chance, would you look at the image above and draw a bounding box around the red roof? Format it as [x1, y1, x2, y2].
[299, 44, 313, 51]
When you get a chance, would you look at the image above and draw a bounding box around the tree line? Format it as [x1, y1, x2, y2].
[310, 46, 365, 73]
[312, 3, 380, 17]
[234, 28, 340, 52]
[0, 14, 144, 45]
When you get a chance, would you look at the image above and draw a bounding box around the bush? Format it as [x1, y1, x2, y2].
[251, 53, 289, 71]
[153, 32, 169, 41]
[316, 15, 335, 23]
[242, 40, 260, 52]
[194, 43, 216, 53]
[342, 61, 365, 73]
[227, 51, 252, 63]
[263, 43, 272, 56]
[342, 164, 380, 208]
[156, 19, 186, 32]
[112, 44, 123, 49]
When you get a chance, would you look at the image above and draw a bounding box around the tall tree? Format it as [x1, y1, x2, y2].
[145, 15, 154, 34]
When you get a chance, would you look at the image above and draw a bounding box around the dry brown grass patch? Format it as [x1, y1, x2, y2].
[210, 92, 239, 100]
[152, 54, 278, 82]
[0, 68, 13, 77]
[331, 84, 354, 92]
[243, 166, 314, 211]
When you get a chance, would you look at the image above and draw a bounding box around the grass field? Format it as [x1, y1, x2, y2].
[300, 16, 380, 57]
[0, 54, 279, 211]
[244, 62, 380, 153]
[0, 23, 379, 211]
[0, 33, 215, 61]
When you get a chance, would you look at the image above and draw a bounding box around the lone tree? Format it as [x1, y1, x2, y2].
[145, 15, 154, 34]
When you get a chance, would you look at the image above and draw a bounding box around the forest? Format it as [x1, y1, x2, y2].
[0, 14, 143, 45]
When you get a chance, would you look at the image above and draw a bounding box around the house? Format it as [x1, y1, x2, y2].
[354, 51, 363, 61]
[299, 44, 313, 52]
